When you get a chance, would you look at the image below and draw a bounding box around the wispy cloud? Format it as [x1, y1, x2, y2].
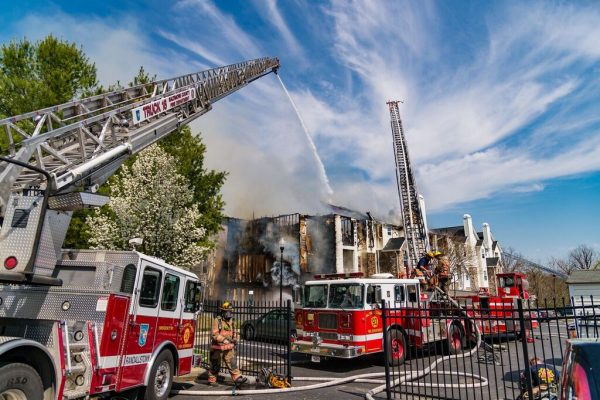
[261, 0, 304, 59]
[8, 11, 201, 86]
[4, 1, 600, 223]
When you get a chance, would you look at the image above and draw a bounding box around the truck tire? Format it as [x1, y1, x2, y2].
[0, 363, 44, 400]
[447, 323, 464, 355]
[386, 328, 407, 366]
[143, 350, 174, 400]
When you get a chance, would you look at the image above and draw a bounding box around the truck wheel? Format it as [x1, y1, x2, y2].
[0, 363, 44, 400]
[447, 323, 464, 355]
[244, 325, 255, 341]
[144, 351, 174, 400]
[386, 328, 407, 366]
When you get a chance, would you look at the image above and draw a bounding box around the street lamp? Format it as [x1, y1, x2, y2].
[279, 238, 285, 306]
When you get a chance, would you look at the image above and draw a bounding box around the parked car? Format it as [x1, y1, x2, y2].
[556, 307, 575, 317]
[560, 339, 600, 399]
[241, 309, 296, 342]
[538, 310, 556, 322]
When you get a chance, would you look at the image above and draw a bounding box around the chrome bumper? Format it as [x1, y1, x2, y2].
[291, 340, 362, 358]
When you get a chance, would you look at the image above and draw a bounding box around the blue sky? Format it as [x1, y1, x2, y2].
[1, 1, 599, 263]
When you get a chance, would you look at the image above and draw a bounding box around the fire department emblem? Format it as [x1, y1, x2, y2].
[371, 316, 379, 328]
[139, 324, 149, 347]
[183, 327, 192, 344]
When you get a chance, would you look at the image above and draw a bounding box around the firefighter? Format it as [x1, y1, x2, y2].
[518, 357, 559, 399]
[414, 251, 435, 290]
[208, 301, 247, 386]
[433, 251, 450, 292]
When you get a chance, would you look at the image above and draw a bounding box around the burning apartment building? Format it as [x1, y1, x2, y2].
[205, 208, 406, 301]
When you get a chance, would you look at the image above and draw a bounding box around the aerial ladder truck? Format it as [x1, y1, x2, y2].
[386, 101, 536, 342]
[0, 57, 279, 400]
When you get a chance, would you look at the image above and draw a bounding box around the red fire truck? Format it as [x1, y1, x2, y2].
[0, 57, 279, 400]
[291, 271, 536, 364]
[465, 272, 537, 337]
[291, 272, 468, 365]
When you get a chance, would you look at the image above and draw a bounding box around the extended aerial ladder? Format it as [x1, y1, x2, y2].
[387, 101, 429, 272]
[0, 57, 279, 285]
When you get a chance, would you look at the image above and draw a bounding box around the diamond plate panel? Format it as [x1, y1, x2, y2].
[33, 210, 72, 275]
[48, 192, 109, 211]
[56, 260, 127, 292]
[0, 287, 106, 322]
[0, 193, 45, 274]
[0, 319, 56, 348]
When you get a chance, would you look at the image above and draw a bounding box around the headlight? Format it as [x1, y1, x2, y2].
[339, 334, 351, 341]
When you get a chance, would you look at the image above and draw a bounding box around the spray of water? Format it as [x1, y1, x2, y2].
[276, 74, 334, 202]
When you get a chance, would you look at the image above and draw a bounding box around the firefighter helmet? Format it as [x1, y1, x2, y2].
[426, 251, 435, 258]
[433, 251, 443, 258]
[220, 301, 234, 311]
[220, 301, 234, 320]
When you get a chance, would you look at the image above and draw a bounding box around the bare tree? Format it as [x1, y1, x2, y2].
[436, 239, 478, 291]
[502, 247, 528, 272]
[551, 244, 599, 275]
[570, 245, 597, 270]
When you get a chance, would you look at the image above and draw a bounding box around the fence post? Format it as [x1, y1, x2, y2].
[381, 300, 392, 400]
[517, 298, 534, 400]
[286, 299, 293, 383]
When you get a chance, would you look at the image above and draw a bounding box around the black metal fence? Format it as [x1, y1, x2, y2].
[195, 299, 293, 380]
[382, 296, 600, 400]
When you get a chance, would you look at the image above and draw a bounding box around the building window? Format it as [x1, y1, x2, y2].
[387, 226, 392, 236]
[341, 218, 354, 246]
[483, 271, 488, 281]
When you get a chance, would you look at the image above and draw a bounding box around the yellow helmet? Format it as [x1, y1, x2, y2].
[433, 251, 443, 258]
[220, 301, 234, 311]
[426, 251, 435, 258]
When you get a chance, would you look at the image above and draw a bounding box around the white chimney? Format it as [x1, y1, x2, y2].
[482, 223, 493, 252]
[463, 214, 476, 246]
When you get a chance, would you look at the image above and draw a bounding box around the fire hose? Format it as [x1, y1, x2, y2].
[173, 289, 490, 398]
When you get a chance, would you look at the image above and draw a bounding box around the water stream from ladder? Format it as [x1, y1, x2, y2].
[277, 74, 334, 202]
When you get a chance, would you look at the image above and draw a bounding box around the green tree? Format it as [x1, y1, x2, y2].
[159, 126, 227, 244]
[0, 35, 97, 117]
[0, 35, 98, 153]
[87, 145, 207, 268]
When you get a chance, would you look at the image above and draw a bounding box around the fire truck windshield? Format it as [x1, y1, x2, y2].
[499, 276, 515, 287]
[328, 283, 364, 309]
[302, 284, 328, 308]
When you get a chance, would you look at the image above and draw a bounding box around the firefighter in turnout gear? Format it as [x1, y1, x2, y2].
[413, 251, 435, 290]
[208, 301, 247, 386]
[433, 251, 450, 293]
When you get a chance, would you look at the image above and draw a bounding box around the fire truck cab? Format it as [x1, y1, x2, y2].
[0, 250, 201, 400]
[291, 272, 465, 365]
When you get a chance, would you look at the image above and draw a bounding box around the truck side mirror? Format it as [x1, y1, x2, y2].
[194, 287, 202, 313]
[293, 285, 301, 305]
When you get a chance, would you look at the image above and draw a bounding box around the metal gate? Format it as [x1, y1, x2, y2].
[195, 299, 293, 381]
[382, 297, 599, 399]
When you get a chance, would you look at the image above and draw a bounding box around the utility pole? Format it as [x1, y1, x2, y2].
[279, 238, 285, 306]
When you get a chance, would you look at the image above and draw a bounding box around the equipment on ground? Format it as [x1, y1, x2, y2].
[0, 57, 279, 400]
[256, 368, 291, 389]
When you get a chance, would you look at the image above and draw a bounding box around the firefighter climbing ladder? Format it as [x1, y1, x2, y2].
[0, 57, 279, 283]
[387, 100, 429, 271]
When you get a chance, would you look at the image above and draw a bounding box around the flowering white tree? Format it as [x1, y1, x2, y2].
[87, 144, 207, 268]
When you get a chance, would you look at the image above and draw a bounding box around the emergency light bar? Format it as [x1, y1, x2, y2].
[313, 272, 364, 280]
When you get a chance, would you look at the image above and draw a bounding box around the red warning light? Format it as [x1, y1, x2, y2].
[4, 256, 17, 270]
